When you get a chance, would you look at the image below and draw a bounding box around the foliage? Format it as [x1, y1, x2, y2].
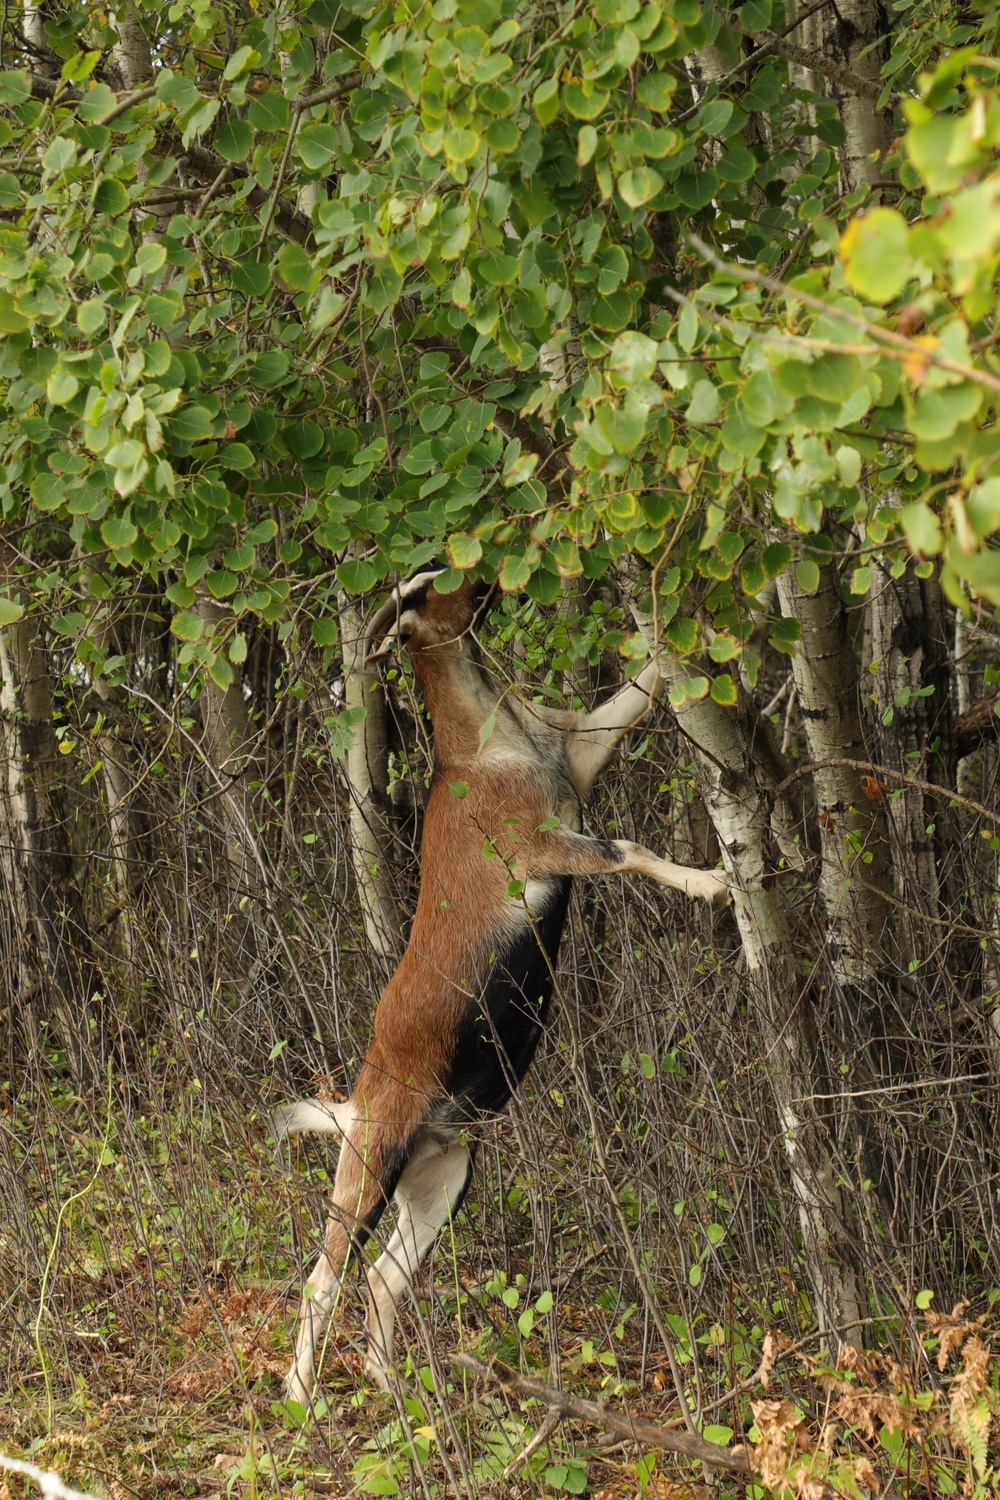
[2, 0, 1000, 687]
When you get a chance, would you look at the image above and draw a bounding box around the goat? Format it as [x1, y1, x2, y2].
[278, 571, 727, 1401]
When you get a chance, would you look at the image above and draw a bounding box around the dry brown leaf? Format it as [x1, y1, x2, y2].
[755, 1329, 793, 1390]
[902, 334, 939, 386]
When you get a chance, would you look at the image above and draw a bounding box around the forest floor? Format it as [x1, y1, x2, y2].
[2, 1084, 996, 1500]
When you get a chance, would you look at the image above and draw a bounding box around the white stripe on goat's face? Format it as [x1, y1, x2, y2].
[365, 569, 450, 660]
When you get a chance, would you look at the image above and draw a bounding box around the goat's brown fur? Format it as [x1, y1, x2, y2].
[278, 573, 727, 1400]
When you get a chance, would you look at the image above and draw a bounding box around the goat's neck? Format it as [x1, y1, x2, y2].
[410, 640, 498, 766]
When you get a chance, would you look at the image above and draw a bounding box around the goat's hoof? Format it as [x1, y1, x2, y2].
[694, 870, 730, 903]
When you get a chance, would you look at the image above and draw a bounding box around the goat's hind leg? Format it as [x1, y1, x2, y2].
[287, 1240, 345, 1407]
[364, 1133, 473, 1389]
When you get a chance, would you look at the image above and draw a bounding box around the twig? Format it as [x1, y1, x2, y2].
[734, 24, 897, 104]
[772, 755, 1000, 828]
[193, 161, 234, 221]
[98, 83, 158, 126]
[685, 232, 1000, 396]
[673, 0, 834, 125]
[503, 1408, 561, 1479]
[451, 1352, 753, 1475]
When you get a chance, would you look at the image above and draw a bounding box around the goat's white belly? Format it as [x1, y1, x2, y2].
[502, 875, 559, 928]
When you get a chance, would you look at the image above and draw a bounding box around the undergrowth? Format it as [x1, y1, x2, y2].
[1, 1076, 998, 1500]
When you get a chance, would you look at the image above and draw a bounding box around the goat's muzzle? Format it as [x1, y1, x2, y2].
[364, 595, 402, 664]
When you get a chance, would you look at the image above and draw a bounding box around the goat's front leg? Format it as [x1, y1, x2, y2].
[564, 661, 661, 796]
[525, 824, 728, 902]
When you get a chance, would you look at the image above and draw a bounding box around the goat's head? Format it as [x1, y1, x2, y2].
[365, 570, 494, 663]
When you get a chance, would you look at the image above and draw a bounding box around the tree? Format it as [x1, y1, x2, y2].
[3, 0, 1000, 1352]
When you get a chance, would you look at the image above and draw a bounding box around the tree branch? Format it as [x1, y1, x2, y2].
[451, 1352, 753, 1476]
[772, 756, 1000, 829]
[954, 692, 1000, 758]
[23, 69, 364, 247]
[685, 232, 1000, 396]
[735, 25, 896, 103]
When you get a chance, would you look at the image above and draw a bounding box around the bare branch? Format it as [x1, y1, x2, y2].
[451, 1352, 754, 1476]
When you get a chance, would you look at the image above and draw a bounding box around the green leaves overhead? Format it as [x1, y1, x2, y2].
[0, 0, 999, 695]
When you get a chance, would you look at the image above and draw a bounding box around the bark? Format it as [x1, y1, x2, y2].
[194, 595, 264, 901]
[776, 543, 892, 984]
[627, 584, 866, 1345]
[335, 587, 402, 968]
[868, 561, 955, 925]
[797, 0, 893, 195]
[109, 3, 152, 89]
[0, 542, 93, 1079]
[23, 2, 56, 76]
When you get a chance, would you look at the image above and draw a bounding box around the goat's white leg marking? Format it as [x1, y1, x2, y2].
[566, 661, 661, 795]
[287, 1249, 343, 1405]
[363, 1138, 472, 1389]
[526, 826, 728, 902]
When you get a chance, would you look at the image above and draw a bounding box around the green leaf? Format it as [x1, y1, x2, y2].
[840, 208, 912, 305]
[43, 136, 77, 174]
[617, 167, 663, 208]
[223, 44, 258, 81]
[218, 442, 255, 471]
[171, 610, 205, 642]
[309, 618, 336, 649]
[92, 174, 128, 214]
[0, 71, 30, 106]
[637, 72, 675, 111]
[484, 118, 520, 153]
[533, 77, 560, 125]
[0, 595, 25, 625]
[208, 654, 235, 689]
[915, 1288, 934, 1310]
[607, 331, 658, 384]
[77, 297, 107, 335]
[702, 1423, 735, 1445]
[443, 127, 480, 162]
[795, 559, 821, 594]
[447, 533, 482, 569]
[276, 241, 320, 292]
[105, 439, 144, 469]
[47, 368, 79, 405]
[215, 118, 253, 162]
[248, 89, 290, 132]
[708, 634, 740, 662]
[562, 84, 609, 120]
[338, 557, 376, 593]
[499, 553, 532, 592]
[136, 242, 167, 277]
[207, 570, 238, 598]
[77, 82, 118, 120]
[761, 542, 791, 579]
[31, 474, 66, 512]
[170, 405, 215, 442]
[297, 123, 340, 170]
[252, 350, 290, 388]
[477, 251, 518, 285]
[667, 617, 697, 653]
[101, 516, 138, 550]
[686, 380, 720, 423]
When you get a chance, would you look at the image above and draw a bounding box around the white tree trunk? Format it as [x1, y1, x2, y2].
[336, 588, 402, 967]
[776, 544, 892, 985]
[627, 586, 866, 1343]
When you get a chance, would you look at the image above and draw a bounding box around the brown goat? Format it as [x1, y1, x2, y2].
[277, 571, 727, 1400]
